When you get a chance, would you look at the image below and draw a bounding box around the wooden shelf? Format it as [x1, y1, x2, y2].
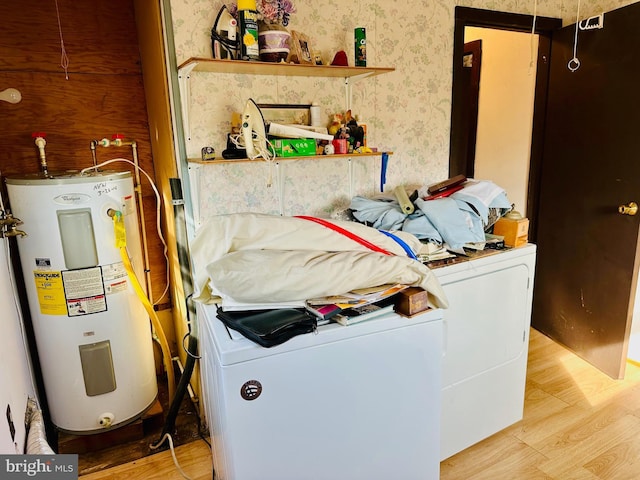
[176, 57, 395, 172]
[178, 57, 395, 79]
[188, 151, 393, 165]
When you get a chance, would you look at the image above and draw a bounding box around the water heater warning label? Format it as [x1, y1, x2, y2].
[61, 267, 107, 316]
[102, 262, 129, 294]
[34, 271, 66, 315]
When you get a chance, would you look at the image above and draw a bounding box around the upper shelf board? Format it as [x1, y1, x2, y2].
[178, 57, 395, 78]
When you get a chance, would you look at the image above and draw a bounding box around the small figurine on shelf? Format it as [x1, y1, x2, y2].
[327, 110, 365, 151]
[327, 113, 343, 136]
[344, 109, 354, 124]
[336, 125, 350, 140]
[349, 122, 365, 148]
[344, 109, 364, 147]
[330, 50, 349, 66]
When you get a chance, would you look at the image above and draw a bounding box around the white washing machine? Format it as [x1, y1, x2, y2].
[433, 244, 537, 460]
[196, 302, 443, 480]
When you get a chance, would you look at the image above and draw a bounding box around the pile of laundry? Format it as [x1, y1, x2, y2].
[349, 179, 513, 251]
[190, 212, 449, 311]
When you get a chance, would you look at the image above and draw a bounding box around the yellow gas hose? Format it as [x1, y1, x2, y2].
[111, 210, 175, 401]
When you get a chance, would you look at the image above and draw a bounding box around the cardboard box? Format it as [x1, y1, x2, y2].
[396, 287, 431, 317]
[272, 138, 316, 157]
[493, 216, 529, 247]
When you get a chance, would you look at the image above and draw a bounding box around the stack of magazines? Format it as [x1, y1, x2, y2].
[305, 284, 408, 326]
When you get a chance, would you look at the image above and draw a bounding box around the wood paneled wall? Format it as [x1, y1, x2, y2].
[0, 0, 169, 306]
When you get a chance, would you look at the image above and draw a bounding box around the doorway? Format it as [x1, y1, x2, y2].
[464, 28, 538, 216]
[448, 7, 561, 241]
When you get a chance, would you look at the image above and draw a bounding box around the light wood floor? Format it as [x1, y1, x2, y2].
[441, 328, 640, 480]
[81, 328, 640, 479]
[79, 438, 212, 480]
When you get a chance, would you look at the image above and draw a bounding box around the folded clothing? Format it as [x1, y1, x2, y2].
[207, 248, 449, 309]
[350, 179, 513, 249]
[191, 212, 445, 308]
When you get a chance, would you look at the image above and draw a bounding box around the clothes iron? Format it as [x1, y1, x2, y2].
[242, 98, 268, 159]
[211, 5, 238, 59]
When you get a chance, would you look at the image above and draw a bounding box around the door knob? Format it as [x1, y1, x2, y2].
[618, 202, 638, 216]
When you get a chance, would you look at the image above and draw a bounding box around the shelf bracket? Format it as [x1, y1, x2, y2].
[344, 71, 376, 111]
[276, 161, 285, 216]
[186, 162, 202, 229]
[348, 157, 354, 198]
[178, 62, 197, 145]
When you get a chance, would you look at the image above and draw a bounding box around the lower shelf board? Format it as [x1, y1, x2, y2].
[188, 151, 393, 164]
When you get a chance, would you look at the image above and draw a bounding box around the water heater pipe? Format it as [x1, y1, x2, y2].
[130, 142, 153, 298]
[33, 134, 48, 177]
[89, 140, 98, 168]
[91, 137, 154, 302]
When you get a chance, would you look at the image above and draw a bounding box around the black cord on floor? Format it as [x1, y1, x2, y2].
[197, 409, 211, 448]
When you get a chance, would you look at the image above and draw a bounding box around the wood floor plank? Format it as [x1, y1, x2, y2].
[513, 402, 590, 447]
[521, 382, 571, 422]
[527, 402, 632, 454]
[528, 358, 606, 407]
[612, 382, 640, 418]
[536, 414, 640, 478]
[576, 364, 640, 409]
[583, 437, 640, 479]
[440, 433, 547, 480]
[79, 439, 212, 480]
[534, 466, 601, 480]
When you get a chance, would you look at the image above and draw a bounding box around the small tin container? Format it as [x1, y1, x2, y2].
[355, 27, 366, 67]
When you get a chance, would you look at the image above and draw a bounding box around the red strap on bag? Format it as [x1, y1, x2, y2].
[295, 215, 393, 256]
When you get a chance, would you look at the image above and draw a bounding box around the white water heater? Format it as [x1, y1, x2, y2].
[6, 171, 158, 434]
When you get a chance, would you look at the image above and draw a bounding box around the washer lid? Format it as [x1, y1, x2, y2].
[196, 300, 443, 365]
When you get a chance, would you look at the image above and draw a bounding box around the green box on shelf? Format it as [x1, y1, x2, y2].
[272, 138, 317, 157]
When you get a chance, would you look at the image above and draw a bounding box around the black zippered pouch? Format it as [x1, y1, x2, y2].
[216, 307, 317, 348]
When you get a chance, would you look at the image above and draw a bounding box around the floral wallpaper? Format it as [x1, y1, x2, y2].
[169, 0, 636, 226]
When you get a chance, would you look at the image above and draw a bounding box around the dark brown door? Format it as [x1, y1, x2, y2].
[533, 3, 640, 378]
[449, 40, 482, 178]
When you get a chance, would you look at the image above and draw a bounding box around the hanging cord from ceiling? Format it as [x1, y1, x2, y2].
[568, 0, 582, 72]
[54, 0, 69, 79]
